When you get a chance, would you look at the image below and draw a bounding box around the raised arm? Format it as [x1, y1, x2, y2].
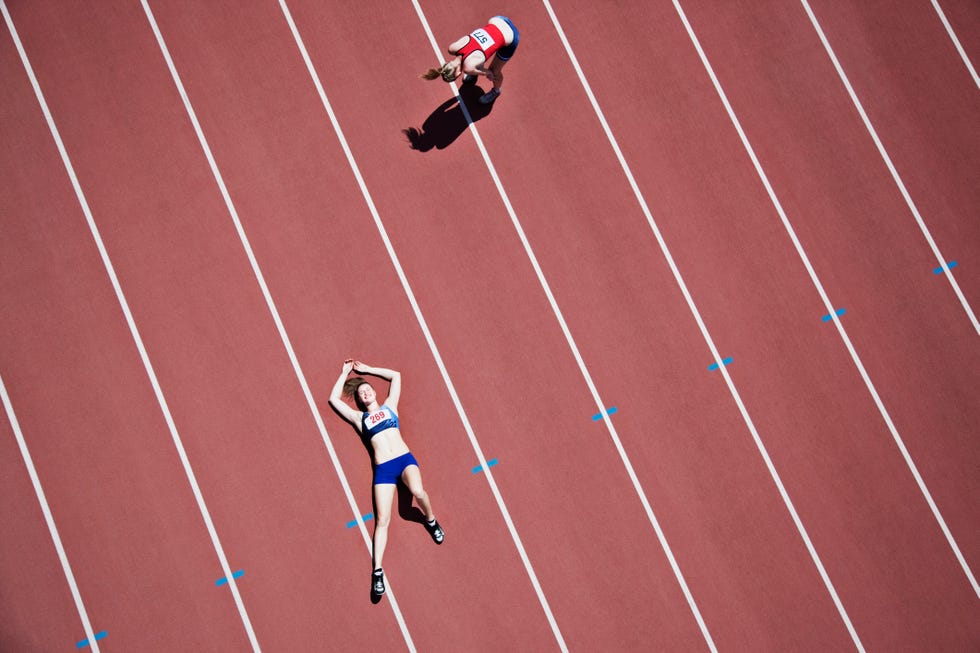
[353, 361, 401, 411]
[328, 359, 362, 429]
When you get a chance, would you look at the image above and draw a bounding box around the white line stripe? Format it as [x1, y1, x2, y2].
[799, 0, 980, 596]
[674, 0, 980, 601]
[137, 1, 417, 649]
[801, 0, 979, 335]
[412, 2, 716, 650]
[541, 1, 864, 649]
[0, 374, 101, 653]
[279, 0, 567, 649]
[931, 0, 980, 91]
[4, 3, 262, 649]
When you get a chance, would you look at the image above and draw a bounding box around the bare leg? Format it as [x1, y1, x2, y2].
[490, 58, 507, 91]
[400, 465, 434, 520]
[372, 483, 397, 569]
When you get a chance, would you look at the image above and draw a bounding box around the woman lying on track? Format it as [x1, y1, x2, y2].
[421, 15, 520, 105]
[329, 359, 444, 597]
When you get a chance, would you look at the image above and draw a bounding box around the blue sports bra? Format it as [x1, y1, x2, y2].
[362, 405, 400, 438]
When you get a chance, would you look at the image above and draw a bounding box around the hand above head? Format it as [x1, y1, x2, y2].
[342, 359, 355, 374]
[353, 360, 371, 374]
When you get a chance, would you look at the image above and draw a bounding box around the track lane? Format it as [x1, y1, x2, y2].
[272, 0, 724, 649]
[1, 12, 252, 649]
[4, 1, 412, 650]
[0, 411, 85, 651]
[680, 0, 980, 598]
[537, 0, 979, 648]
[806, 0, 980, 314]
[937, 0, 980, 75]
[416, 1, 873, 650]
[123, 0, 570, 650]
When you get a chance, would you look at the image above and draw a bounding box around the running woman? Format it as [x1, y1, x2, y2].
[421, 15, 520, 104]
[328, 359, 444, 597]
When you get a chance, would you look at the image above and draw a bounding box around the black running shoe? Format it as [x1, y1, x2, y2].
[478, 88, 500, 105]
[372, 568, 385, 595]
[425, 518, 444, 544]
[462, 74, 477, 85]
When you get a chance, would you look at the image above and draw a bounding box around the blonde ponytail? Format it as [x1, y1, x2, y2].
[420, 61, 458, 83]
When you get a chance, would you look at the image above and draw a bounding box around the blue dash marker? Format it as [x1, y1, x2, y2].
[472, 458, 499, 474]
[215, 569, 245, 587]
[592, 406, 618, 421]
[933, 260, 958, 274]
[76, 630, 107, 649]
[708, 357, 733, 371]
[346, 513, 374, 529]
[821, 307, 846, 322]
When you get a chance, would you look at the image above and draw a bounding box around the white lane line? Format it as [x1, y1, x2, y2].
[0, 374, 101, 653]
[3, 3, 262, 650]
[138, 1, 416, 650]
[412, 2, 714, 650]
[801, 0, 979, 335]
[931, 0, 980, 91]
[800, 0, 980, 597]
[541, 1, 863, 649]
[677, 0, 980, 601]
[280, 0, 567, 650]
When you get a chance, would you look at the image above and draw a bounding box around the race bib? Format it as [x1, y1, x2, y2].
[366, 408, 392, 428]
[469, 28, 496, 49]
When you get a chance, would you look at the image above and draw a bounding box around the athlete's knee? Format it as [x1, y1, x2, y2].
[375, 511, 392, 529]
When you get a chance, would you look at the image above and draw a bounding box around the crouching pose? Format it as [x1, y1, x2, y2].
[421, 15, 520, 105]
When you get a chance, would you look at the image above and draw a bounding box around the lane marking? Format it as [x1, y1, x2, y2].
[76, 630, 108, 649]
[0, 371, 101, 653]
[708, 357, 733, 371]
[930, 0, 980, 91]
[591, 406, 617, 421]
[416, 3, 706, 650]
[472, 458, 499, 474]
[544, 0, 864, 648]
[346, 513, 374, 529]
[933, 260, 957, 275]
[216, 569, 246, 587]
[140, 1, 411, 649]
[800, 0, 978, 335]
[4, 4, 258, 650]
[801, 0, 980, 597]
[282, 1, 567, 649]
[822, 308, 846, 322]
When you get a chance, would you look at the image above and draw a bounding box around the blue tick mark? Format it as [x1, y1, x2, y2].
[472, 458, 499, 474]
[216, 569, 245, 587]
[821, 307, 846, 322]
[708, 357, 733, 371]
[76, 630, 107, 649]
[592, 406, 618, 421]
[346, 513, 374, 528]
[933, 260, 958, 274]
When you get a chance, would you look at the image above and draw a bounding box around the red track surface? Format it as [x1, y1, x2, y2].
[2, 1, 978, 651]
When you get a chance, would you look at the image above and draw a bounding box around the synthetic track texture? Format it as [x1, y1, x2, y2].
[2, 1, 978, 651]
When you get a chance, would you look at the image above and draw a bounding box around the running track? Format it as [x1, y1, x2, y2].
[1, 1, 978, 651]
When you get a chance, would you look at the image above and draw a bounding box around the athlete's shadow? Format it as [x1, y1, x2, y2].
[403, 84, 494, 151]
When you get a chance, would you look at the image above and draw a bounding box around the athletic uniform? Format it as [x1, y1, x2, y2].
[362, 405, 419, 485]
[457, 16, 520, 63]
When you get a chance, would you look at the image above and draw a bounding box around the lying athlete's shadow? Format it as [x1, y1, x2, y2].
[402, 84, 494, 152]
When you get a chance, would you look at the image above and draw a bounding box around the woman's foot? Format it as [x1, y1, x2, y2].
[372, 568, 385, 595]
[478, 88, 500, 105]
[425, 518, 444, 544]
